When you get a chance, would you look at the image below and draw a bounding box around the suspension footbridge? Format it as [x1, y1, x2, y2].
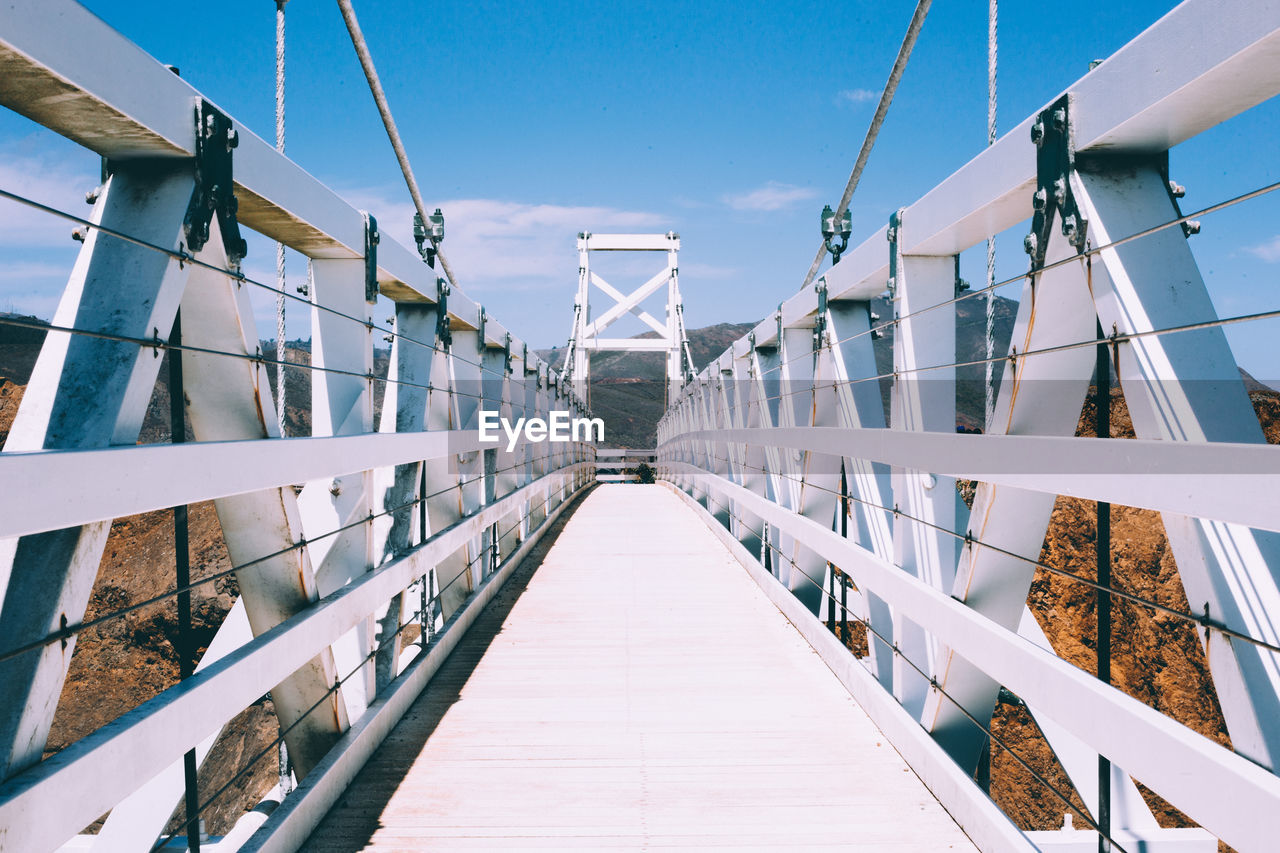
[1, 1, 1279, 852]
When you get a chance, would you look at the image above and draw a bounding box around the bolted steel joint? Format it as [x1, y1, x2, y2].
[1061, 214, 1080, 244]
[1030, 120, 1045, 146]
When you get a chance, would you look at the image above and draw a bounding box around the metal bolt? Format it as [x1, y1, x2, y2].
[1023, 233, 1038, 255]
[1062, 215, 1079, 244]
[1169, 180, 1186, 198]
[885, 226, 897, 243]
[85, 187, 100, 205]
[1053, 177, 1067, 205]
[1183, 220, 1201, 236]
[71, 228, 87, 242]
[226, 126, 239, 149]
[1032, 188, 1048, 211]
[1052, 108, 1067, 132]
[1030, 120, 1044, 145]
[296, 284, 309, 295]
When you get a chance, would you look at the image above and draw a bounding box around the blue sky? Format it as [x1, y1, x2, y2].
[2, 0, 1279, 377]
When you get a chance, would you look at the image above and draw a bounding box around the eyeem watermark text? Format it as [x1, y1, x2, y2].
[478, 410, 604, 451]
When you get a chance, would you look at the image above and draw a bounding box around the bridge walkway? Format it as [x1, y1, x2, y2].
[305, 484, 978, 851]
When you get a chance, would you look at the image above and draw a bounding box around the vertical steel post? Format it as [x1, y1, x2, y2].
[840, 573, 848, 642]
[1095, 318, 1112, 852]
[827, 568, 836, 632]
[419, 461, 428, 643]
[167, 312, 199, 853]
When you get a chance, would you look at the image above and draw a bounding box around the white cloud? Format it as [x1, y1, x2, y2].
[0, 154, 100, 248]
[723, 181, 818, 212]
[339, 190, 668, 288]
[0, 261, 74, 282]
[1246, 236, 1280, 262]
[836, 88, 878, 107]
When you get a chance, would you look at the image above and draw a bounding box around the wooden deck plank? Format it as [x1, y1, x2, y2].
[305, 485, 978, 851]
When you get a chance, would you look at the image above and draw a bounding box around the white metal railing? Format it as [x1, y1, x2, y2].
[659, 1, 1280, 851]
[0, 2, 597, 851]
[594, 448, 658, 482]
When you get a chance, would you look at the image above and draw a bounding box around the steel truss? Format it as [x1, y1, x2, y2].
[0, 3, 594, 850]
[660, 1, 1280, 851]
[561, 232, 693, 405]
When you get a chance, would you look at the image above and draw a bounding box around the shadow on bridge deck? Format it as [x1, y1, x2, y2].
[304, 484, 977, 851]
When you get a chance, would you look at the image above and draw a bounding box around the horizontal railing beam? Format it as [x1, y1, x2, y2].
[0, 430, 503, 539]
[579, 233, 680, 251]
[665, 428, 1280, 533]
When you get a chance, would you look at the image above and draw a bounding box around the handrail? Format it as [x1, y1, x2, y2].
[0, 463, 594, 853]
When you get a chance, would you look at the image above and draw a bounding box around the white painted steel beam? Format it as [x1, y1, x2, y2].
[301, 257, 378, 725]
[90, 603, 254, 852]
[665, 428, 1280, 534]
[0, 431, 488, 539]
[177, 226, 348, 779]
[891, 248, 959, 714]
[1076, 162, 1280, 773]
[584, 270, 669, 338]
[818, 299, 896, 686]
[579, 233, 680, 251]
[0, 164, 192, 780]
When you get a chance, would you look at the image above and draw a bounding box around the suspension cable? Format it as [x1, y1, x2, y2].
[984, 0, 998, 429]
[274, 0, 289, 438]
[799, 0, 933, 291]
[335, 0, 458, 290]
